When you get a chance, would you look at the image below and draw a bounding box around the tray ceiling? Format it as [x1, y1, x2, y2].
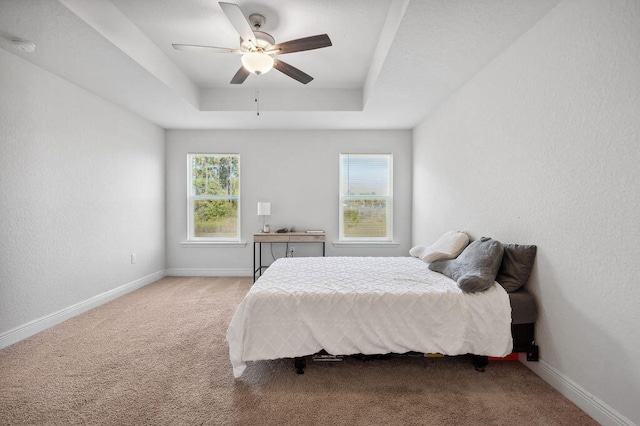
[0, 0, 562, 129]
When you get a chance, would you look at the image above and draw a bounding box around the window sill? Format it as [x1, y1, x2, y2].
[332, 241, 400, 248]
[181, 241, 247, 248]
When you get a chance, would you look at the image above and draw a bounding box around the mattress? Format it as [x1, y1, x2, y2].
[227, 256, 513, 378]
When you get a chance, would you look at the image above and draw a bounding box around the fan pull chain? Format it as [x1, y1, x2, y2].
[254, 75, 260, 116]
[256, 88, 260, 116]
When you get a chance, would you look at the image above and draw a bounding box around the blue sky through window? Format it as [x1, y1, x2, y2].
[341, 154, 390, 196]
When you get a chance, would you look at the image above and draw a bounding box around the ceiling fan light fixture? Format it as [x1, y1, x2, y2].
[241, 51, 274, 75]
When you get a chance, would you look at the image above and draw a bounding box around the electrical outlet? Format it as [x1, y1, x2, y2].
[289, 246, 295, 256]
[131, 253, 137, 264]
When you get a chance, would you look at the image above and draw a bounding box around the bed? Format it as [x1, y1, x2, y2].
[227, 254, 536, 378]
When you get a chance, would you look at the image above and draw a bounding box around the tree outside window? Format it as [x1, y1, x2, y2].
[188, 154, 240, 240]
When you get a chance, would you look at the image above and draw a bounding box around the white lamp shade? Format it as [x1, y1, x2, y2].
[241, 52, 274, 75]
[257, 202, 271, 216]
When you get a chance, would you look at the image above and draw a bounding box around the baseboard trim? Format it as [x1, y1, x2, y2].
[520, 354, 633, 426]
[0, 270, 166, 350]
[165, 268, 252, 277]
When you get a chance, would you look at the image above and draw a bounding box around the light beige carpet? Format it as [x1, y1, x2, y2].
[0, 276, 597, 425]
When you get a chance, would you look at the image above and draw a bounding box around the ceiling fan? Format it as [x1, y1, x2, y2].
[172, 2, 332, 85]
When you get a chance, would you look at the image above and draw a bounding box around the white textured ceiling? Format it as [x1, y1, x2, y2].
[0, 0, 562, 130]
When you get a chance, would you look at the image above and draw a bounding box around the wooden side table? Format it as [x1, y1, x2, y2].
[253, 232, 325, 282]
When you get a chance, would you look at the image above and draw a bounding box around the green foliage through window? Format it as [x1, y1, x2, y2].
[189, 155, 240, 240]
[342, 200, 387, 238]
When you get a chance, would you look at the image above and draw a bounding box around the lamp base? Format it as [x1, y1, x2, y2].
[263, 224, 270, 233]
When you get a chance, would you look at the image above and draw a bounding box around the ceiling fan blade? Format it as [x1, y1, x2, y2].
[172, 44, 240, 54]
[219, 2, 257, 46]
[268, 34, 332, 55]
[273, 59, 313, 84]
[230, 66, 251, 84]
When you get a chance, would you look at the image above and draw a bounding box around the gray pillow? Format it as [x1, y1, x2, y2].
[429, 237, 504, 293]
[496, 244, 537, 292]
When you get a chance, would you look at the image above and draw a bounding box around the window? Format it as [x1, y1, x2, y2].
[187, 154, 240, 241]
[339, 154, 393, 241]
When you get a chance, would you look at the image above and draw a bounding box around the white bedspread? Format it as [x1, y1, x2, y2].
[227, 257, 512, 377]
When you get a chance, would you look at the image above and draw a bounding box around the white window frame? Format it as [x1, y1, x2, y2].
[339, 153, 393, 242]
[187, 153, 241, 242]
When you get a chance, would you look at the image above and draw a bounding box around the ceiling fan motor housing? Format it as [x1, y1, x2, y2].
[245, 14, 274, 51]
[241, 30, 275, 52]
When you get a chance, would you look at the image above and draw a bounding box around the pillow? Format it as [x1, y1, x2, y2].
[409, 245, 425, 258]
[429, 237, 504, 293]
[496, 244, 537, 292]
[419, 231, 469, 263]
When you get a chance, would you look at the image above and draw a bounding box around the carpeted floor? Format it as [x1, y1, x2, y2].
[0, 276, 597, 425]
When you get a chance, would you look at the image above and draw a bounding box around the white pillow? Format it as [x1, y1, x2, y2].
[409, 245, 426, 258]
[419, 231, 469, 263]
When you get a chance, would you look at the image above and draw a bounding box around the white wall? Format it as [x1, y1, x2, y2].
[0, 48, 166, 346]
[166, 130, 412, 274]
[412, 0, 640, 424]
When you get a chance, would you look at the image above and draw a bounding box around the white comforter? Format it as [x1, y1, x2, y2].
[227, 257, 512, 377]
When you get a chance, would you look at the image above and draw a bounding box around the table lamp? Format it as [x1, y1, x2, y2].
[257, 202, 271, 232]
